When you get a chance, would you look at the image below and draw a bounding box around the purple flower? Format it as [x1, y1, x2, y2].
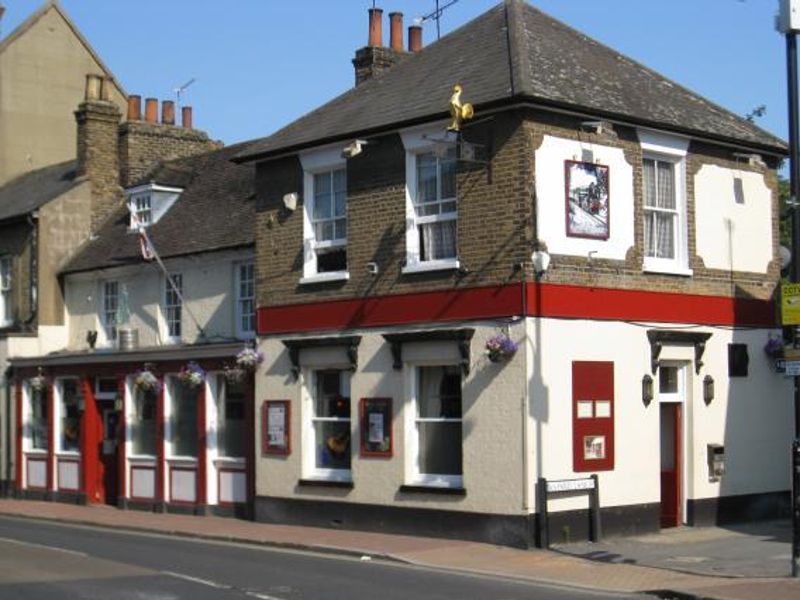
[486, 334, 518, 362]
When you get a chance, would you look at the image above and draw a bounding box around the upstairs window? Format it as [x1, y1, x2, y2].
[102, 281, 119, 343]
[299, 148, 349, 284]
[638, 130, 689, 275]
[236, 262, 255, 338]
[164, 273, 182, 342]
[0, 255, 11, 326]
[132, 194, 152, 227]
[414, 148, 458, 262]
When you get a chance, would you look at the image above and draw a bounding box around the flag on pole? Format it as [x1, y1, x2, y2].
[131, 212, 155, 261]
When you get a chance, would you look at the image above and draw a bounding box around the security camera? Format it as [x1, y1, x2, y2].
[342, 139, 368, 159]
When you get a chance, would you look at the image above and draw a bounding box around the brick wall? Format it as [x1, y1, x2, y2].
[255, 111, 531, 308]
[254, 106, 781, 311]
[118, 121, 222, 188]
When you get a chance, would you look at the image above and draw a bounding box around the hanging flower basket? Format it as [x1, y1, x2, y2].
[29, 368, 48, 393]
[133, 367, 159, 393]
[223, 364, 247, 384]
[764, 333, 785, 359]
[178, 361, 206, 388]
[236, 347, 264, 371]
[485, 334, 518, 363]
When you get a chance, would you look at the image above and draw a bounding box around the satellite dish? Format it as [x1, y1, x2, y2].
[780, 245, 792, 270]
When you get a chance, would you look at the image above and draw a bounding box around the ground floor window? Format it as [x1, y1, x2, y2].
[412, 365, 463, 486]
[28, 384, 49, 451]
[216, 375, 245, 458]
[131, 386, 157, 456]
[58, 379, 82, 452]
[307, 369, 351, 479]
[169, 379, 198, 457]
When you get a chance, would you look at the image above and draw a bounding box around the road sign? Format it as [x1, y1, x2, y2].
[783, 283, 800, 325]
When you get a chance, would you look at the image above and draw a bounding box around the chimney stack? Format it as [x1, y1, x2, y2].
[161, 100, 175, 125]
[408, 24, 423, 52]
[75, 74, 123, 231]
[144, 98, 158, 123]
[353, 6, 409, 86]
[389, 12, 403, 52]
[127, 95, 141, 121]
[182, 106, 193, 129]
[368, 7, 383, 47]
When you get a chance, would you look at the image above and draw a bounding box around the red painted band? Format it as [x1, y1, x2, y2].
[257, 283, 775, 334]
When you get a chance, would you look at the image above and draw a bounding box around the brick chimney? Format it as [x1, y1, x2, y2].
[75, 74, 123, 230]
[352, 8, 408, 86]
[118, 96, 221, 188]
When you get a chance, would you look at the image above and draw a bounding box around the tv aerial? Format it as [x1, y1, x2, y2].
[421, 0, 460, 40]
[174, 78, 196, 107]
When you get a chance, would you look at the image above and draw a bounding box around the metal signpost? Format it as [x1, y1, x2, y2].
[779, 0, 800, 578]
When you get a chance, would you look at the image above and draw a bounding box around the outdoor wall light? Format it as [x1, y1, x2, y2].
[531, 250, 551, 277]
[642, 374, 654, 407]
[282, 192, 298, 212]
[703, 375, 715, 405]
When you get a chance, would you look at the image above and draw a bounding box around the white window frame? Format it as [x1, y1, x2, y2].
[165, 374, 201, 461]
[235, 262, 256, 339]
[126, 375, 158, 459]
[54, 377, 81, 456]
[102, 280, 119, 345]
[638, 130, 691, 276]
[400, 127, 460, 274]
[131, 193, 152, 227]
[0, 255, 12, 326]
[404, 363, 464, 489]
[298, 147, 349, 284]
[301, 367, 352, 483]
[163, 273, 183, 343]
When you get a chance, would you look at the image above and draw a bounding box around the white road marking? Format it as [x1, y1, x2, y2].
[161, 571, 231, 589]
[245, 593, 284, 600]
[0, 536, 88, 557]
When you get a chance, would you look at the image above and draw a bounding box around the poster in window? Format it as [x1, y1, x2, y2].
[565, 160, 610, 240]
[583, 435, 606, 460]
[360, 398, 392, 457]
[263, 400, 290, 455]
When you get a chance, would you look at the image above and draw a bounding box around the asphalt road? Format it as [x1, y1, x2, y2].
[0, 516, 650, 600]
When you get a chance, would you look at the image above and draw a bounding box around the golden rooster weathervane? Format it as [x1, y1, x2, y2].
[447, 83, 474, 132]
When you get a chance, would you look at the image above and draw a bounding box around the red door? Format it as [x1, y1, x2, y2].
[99, 405, 120, 505]
[660, 403, 682, 528]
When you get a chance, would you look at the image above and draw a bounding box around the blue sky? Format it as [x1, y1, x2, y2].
[2, 1, 790, 148]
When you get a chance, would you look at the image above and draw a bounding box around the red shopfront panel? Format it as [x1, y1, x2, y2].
[572, 361, 614, 472]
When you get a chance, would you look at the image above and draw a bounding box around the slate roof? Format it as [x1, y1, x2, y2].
[0, 160, 81, 222]
[234, 0, 785, 163]
[62, 142, 255, 274]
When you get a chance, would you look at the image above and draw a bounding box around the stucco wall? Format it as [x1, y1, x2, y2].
[527, 317, 793, 515]
[0, 6, 126, 185]
[65, 250, 254, 350]
[694, 165, 773, 273]
[256, 322, 527, 516]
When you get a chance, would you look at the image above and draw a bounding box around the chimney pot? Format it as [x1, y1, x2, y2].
[85, 74, 103, 101]
[99, 77, 110, 101]
[161, 100, 175, 125]
[368, 7, 383, 47]
[127, 95, 141, 121]
[181, 106, 193, 129]
[408, 24, 423, 53]
[144, 98, 158, 123]
[389, 12, 403, 52]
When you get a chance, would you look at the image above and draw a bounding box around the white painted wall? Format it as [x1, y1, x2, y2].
[694, 165, 773, 273]
[527, 317, 793, 516]
[535, 135, 635, 260]
[64, 249, 253, 351]
[256, 322, 527, 516]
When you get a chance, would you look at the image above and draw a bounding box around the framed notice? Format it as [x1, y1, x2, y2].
[583, 435, 606, 460]
[263, 400, 290, 455]
[565, 160, 610, 240]
[360, 398, 392, 457]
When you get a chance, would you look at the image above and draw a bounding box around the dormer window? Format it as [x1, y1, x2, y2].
[126, 184, 183, 230]
[132, 194, 152, 226]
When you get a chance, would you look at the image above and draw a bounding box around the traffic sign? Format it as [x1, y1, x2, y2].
[783, 283, 800, 325]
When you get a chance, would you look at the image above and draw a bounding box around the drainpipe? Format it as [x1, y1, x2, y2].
[3, 365, 11, 497]
[23, 212, 38, 330]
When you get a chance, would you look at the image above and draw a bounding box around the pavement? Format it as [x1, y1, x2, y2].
[0, 499, 797, 600]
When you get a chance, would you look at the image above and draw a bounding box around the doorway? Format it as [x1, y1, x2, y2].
[99, 404, 120, 505]
[658, 363, 685, 528]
